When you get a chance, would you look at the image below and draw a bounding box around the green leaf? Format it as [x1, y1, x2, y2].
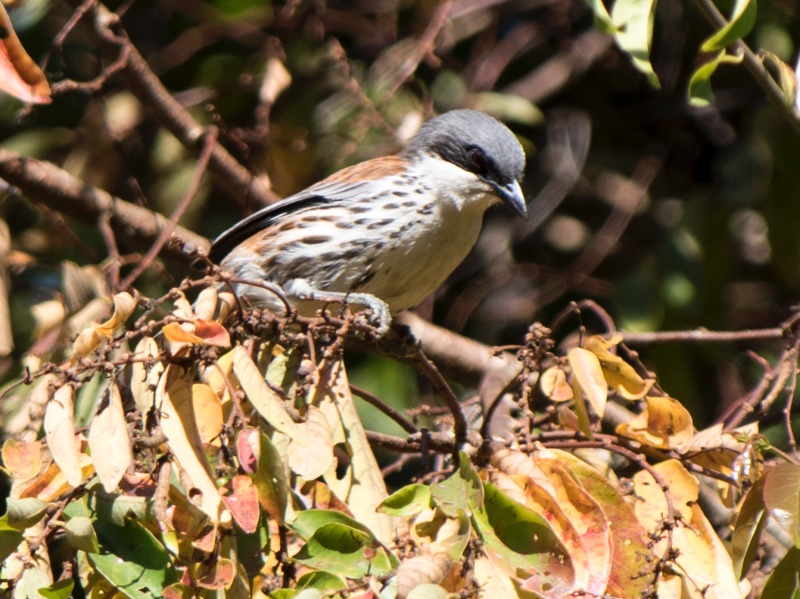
[64, 516, 100, 554]
[688, 50, 744, 106]
[255, 432, 289, 524]
[762, 545, 800, 598]
[582, 0, 617, 34]
[0, 529, 23, 564]
[701, 0, 757, 52]
[732, 473, 768, 579]
[38, 579, 75, 599]
[296, 570, 348, 591]
[90, 519, 177, 598]
[292, 522, 396, 579]
[761, 50, 798, 108]
[472, 482, 574, 595]
[431, 452, 483, 517]
[291, 509, 374, 541]
[379, 483, 432, 517]
[1, 498, 47, 530]
[611, 0, 660, 87]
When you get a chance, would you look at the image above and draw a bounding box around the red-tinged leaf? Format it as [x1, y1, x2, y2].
[236, 428, 259, 474]
[0, 5, 51, 104]
[193, 558, 235, 590]
[88, 382, 132, 493]
[161, 322, 205, 344]
[192, 320, 230, 347]
[222, 475, 260, 534]
[1, 439, 42, 480]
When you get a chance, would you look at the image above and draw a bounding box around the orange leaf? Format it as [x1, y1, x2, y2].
[0, 5, 50, 104]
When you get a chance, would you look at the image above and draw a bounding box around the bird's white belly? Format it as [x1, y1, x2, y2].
[356, 202, 486, 312]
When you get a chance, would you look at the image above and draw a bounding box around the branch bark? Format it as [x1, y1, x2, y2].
[0, 149, 208, 264]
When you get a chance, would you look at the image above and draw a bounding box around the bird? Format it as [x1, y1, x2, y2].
[208, 109, 527, 336]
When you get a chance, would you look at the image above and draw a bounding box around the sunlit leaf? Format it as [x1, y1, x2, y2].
[700, 0, 757, 52]
[688, 50, 744, 107]
[764, 463, 800, 547]
[88, 382, 132, 493]
[44, 385, 82, 487]
[611, 0, 659, 87]
[0, 4, 51, 103]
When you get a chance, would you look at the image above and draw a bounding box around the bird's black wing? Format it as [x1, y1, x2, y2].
[207, 179, 378, 264]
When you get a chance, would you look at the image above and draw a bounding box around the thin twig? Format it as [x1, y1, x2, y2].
[411, 347, 468, 449]
[118, 127, 218, 291]
[350, 384, 418, 434]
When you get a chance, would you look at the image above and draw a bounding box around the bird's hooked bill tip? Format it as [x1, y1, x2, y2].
[502, 179, 528, 218]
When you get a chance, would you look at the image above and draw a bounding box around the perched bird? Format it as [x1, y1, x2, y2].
[209, 109, 527, 335]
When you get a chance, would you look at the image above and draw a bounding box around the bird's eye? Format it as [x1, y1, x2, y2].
[468, 149, 488, 174]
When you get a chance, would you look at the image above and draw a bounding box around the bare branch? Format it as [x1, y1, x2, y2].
[0, 149, 208, 265]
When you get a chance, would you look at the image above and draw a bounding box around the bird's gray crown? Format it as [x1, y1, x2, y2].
[402, 109, 525, 187]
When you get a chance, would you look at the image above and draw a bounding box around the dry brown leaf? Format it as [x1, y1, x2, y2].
[287, 405, 334, 480]
[0, 5, 51, 104]
[44, 385, 82, 487]
[312, 358, 394, 545]
[232, 345, 299, 437]
[88, 382, 133, 492]
[131, 336, 164, 415]
[396, 553, 453, 599]
[193, 287, 219, 321]
[72, 292, 136, 358]
[259, 56, 292, 105]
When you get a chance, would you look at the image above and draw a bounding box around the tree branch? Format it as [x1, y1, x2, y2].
[0, 149, 207, 264]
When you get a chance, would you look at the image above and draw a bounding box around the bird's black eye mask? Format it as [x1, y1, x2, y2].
[467, 147, 490, 176]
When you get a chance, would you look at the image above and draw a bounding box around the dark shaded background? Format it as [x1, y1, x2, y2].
[3, 0, 800, 433]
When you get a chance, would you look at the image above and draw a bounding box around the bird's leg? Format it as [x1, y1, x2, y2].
[284, 279, 391, 336]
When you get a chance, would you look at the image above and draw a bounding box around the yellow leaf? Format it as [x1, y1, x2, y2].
[540, 366, 573, 402]
[617, 396, 693, 451]
[192, 383, 224, 446]
[568, 347, 608, 418]
[583, 335, 654, 400]
[94, 292, 136, 336]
